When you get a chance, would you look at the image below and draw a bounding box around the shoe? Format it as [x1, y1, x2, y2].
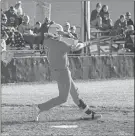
[80, 111, 102, 120]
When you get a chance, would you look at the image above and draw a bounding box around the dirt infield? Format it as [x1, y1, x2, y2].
[1, 79, 134, 136]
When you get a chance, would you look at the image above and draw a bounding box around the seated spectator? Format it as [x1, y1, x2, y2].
[1, 13, 25, 49]
[70, 26, 82, 56]
[35, 19, 54, 52]
[33, 22, 42, 50]
[14, 1, 23, 17]
[40, 17, 51, 34]
[18, 15, 35, 49]
[33, 22, 41, 34]
[90, 3, 102, 29]
[64, 22, 71, 32]
[63, 22, 74, 38]
[4, 6, 19, 28]
[1, 13, 15, 47]
[1, 31, 9, 52]
[1, 13, 7, 28]
[70, 26, 78, 39]
[34, 17, 52, 49]
[125, 12, 134, 27]
[18, 15, 32, 34]
[114, 15, 127, 34]
[100, 5, 109, 19]
[14, 1, 24, 25]
[39, 17, 50, 37]
[100, 5, 113, 30]
[102, 13, 113, 31]
[125, 25, 134, 52]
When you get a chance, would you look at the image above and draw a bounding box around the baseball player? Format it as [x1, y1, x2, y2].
[35, 23, 102, 121]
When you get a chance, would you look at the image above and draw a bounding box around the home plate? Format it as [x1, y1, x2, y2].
[50, 125, 78, 128]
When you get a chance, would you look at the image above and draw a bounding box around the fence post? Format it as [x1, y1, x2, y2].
[109, 38, 113, 55]
[81, 1, 91, 56]
[97, 33, 100, 56]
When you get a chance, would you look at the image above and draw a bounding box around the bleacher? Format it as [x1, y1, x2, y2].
[1, 0, 134, 61]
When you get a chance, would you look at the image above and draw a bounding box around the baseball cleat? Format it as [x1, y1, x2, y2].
[80, 111, 102, 120]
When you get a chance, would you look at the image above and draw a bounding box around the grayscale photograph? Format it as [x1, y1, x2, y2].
[0, 0, 134, 136]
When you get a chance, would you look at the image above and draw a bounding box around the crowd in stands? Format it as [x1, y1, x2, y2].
[90, 3, 134, 52]
[1, 0, 80, 55]
[1, 1, 135, 55]
[91, 3, 134, 31]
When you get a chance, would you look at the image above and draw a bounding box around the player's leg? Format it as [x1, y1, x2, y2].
[36, 69, 71, 121]
[70, 77, 90, 111]
[69, 72, 102, 119]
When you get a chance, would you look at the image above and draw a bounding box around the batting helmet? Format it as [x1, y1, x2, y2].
[48, 23, 63, 35]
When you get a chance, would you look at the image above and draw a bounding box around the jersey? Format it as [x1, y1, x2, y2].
[43, 37, 71, 70]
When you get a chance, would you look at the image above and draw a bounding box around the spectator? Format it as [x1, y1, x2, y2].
[33, 21, 41, 34]
[36, 19, 54, 52]
[18, 15, 32, 34]
[1, 13, 25, 49]
[4, 6, 19, 27]
[38, 17, 51, 44]
[18, 15, 34, 49]
[114, 15, 127, 34]
[125, 25, 134, 52]
[70, 26, 78, 39]
[100, 5, 109, 19]
[125, 12, 134, 27]
[102, 13, 113, 30]
[70, 26, 82, 56]
[99, 5, 113, 30]
[14, 1, 24, 25]
[1, 13, 7, 27]
[63, 22, 71, 32]
[63, 22, 74, 38]
[90, 3, 102, 29]
[1, 31, 9, 52]
[40, 17, 51, 33]
[1, 13, 15, 47]
[14, 1, 23, 17]
[33, 21, 42, 50]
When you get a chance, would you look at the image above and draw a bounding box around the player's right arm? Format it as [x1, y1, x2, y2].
[43, 33, 91, 53]
[57, 40, 89, 53]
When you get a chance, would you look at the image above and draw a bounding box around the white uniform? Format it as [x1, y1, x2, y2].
[36, 23, 101, 121]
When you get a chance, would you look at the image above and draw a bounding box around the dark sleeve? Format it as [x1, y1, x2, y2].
[90, 10, 96, 22]
[39, 24, 44, 34]
[124, 21, 127, 29]
[131, 20, 134, 26]
[38, 25, 42, 32]
[99, 11, 104, 18]
[114, 20, 119, 29]
[18, 17, 23, 26]
[14, 15, 19, 27]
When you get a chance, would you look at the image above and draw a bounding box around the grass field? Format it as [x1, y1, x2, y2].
[1, 79, 134, 136]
